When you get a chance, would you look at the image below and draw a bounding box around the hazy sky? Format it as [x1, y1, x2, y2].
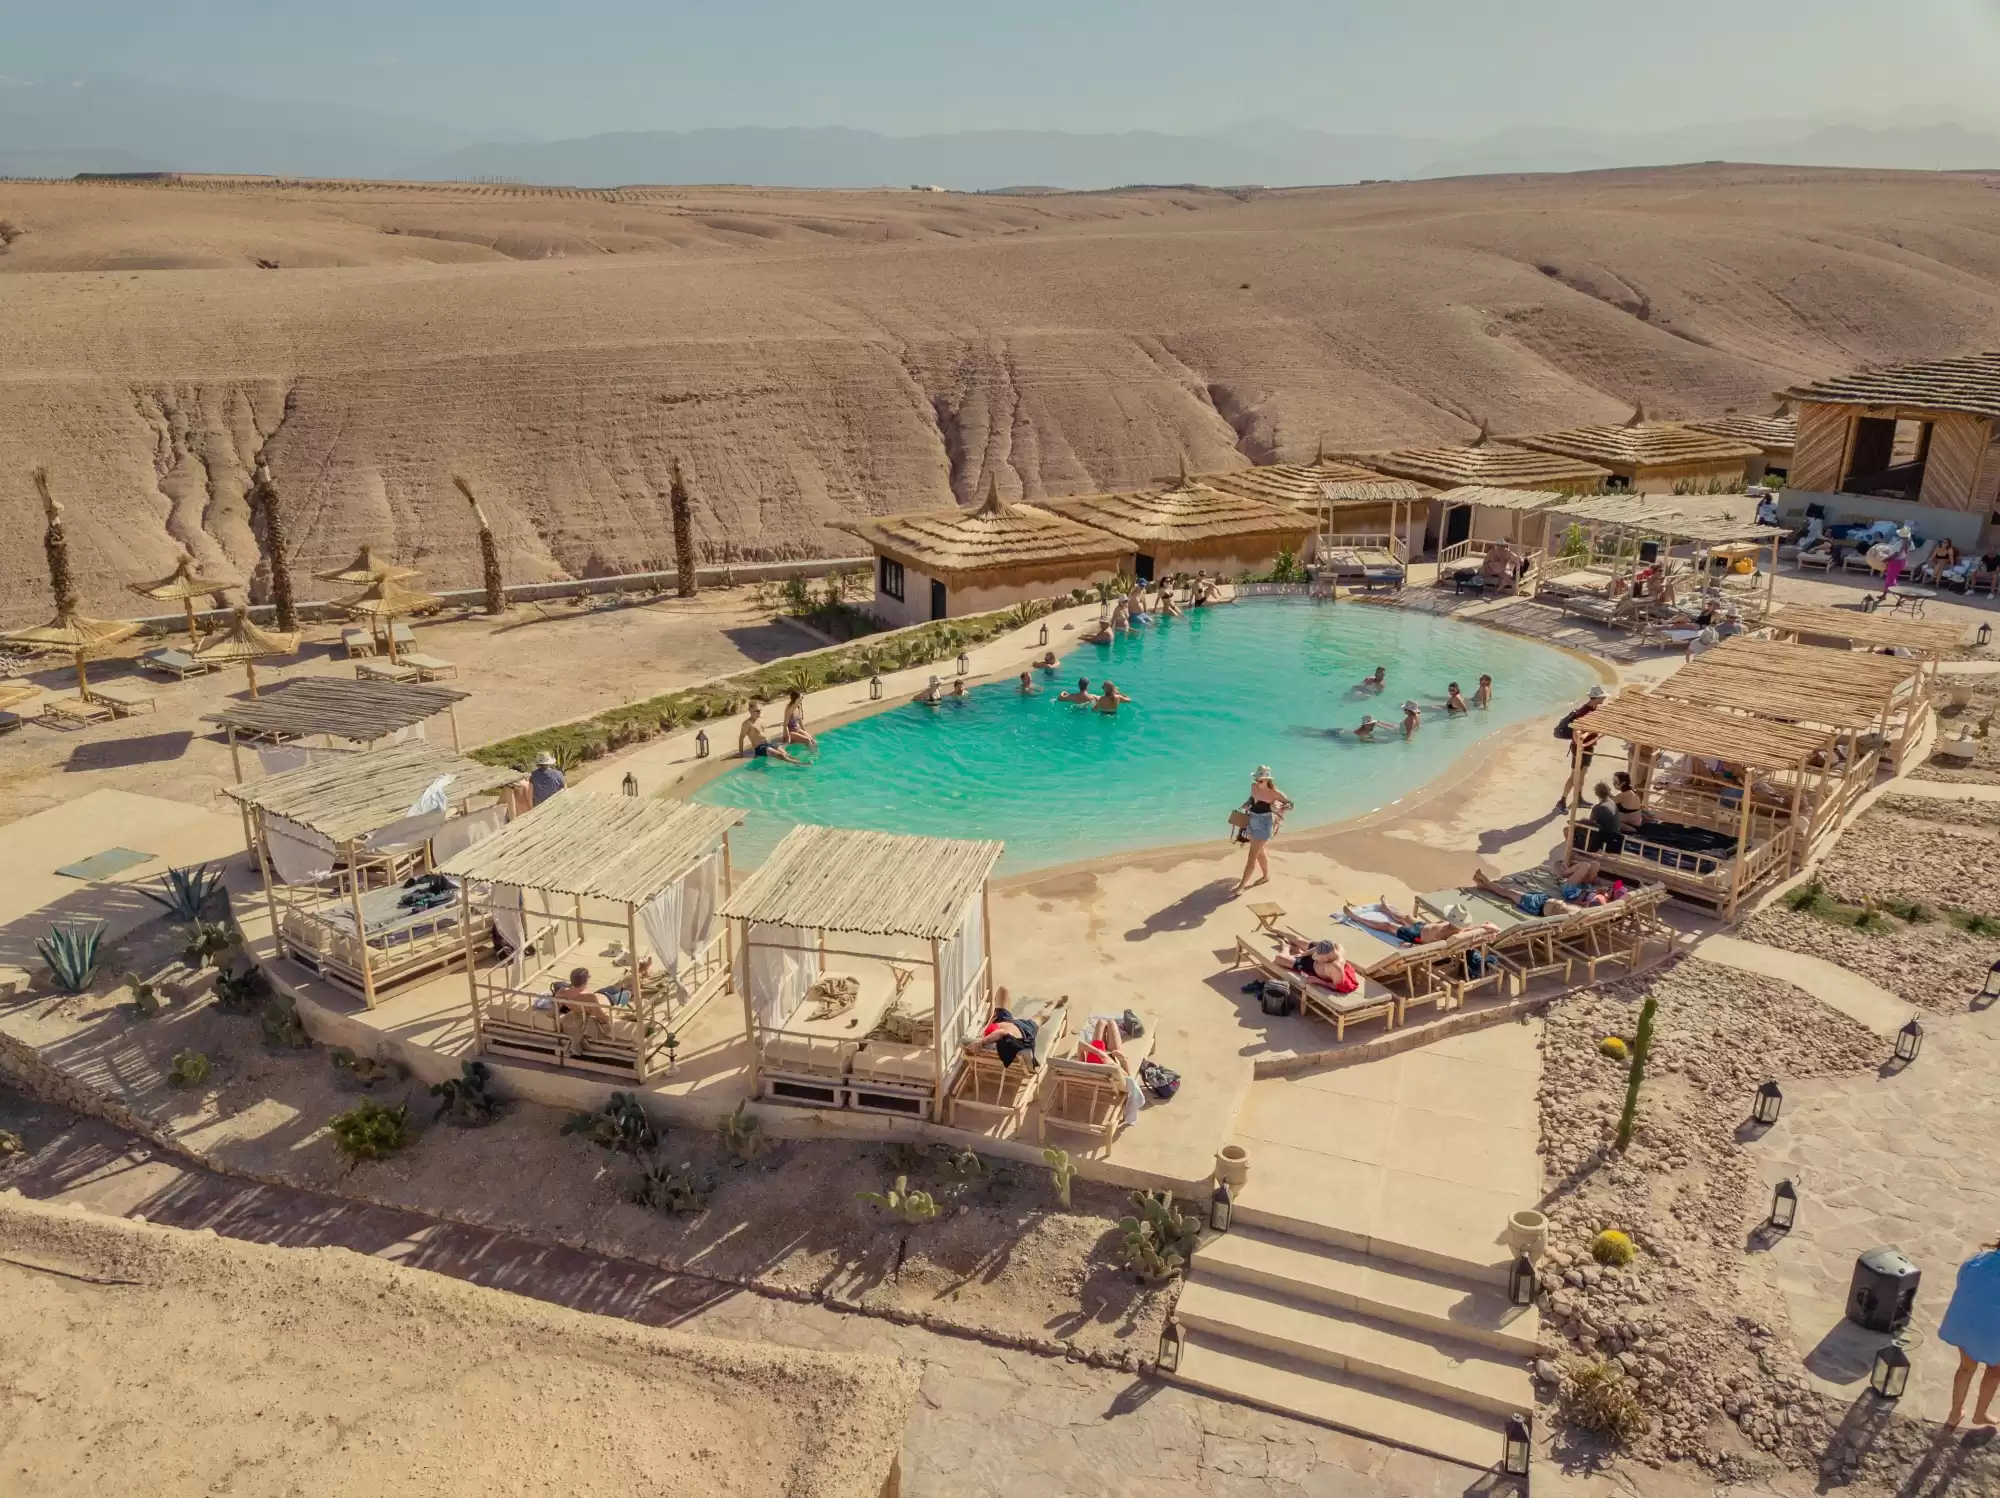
[11, 0, 2000, 140]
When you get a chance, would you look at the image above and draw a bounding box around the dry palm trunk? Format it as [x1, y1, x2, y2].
[33, 468, 78, 616]
[453, 475, 506, 614]
[670, 459, 699, 598]
[253, 461, 299, 632]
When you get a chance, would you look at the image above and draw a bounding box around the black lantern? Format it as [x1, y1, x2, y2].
[1209, 1180, 1233, 1233]
[1752, 1080, 1783, 1126]
[1869, 1341, 1911, 1400]
[1769, 1179, 1798, 1232]
[1894, 1017, 1924, 1065]
[694, 728, 709, 759]
[1038, 622, 1049, 646]
[1979, 621, 1993, 647]
[956, 652, 969, 676]
[1156, 1319, 1184, 1374]
[1508, 1252, 1537, 1307]
[869, 673, 883, 701]
[621, 771, 639, 798]
[1985, 958, 2000, 999]
[1502, 1413, 1531, 1477]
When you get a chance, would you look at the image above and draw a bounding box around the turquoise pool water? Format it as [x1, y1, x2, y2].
[695, 600, 1598, 874]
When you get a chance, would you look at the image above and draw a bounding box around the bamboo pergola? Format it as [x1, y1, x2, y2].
[205, 678, 471, 781]
[1432, 486, 1568, 593]
[226, 744, 524, 1006]
[438, 794, 744, 1080]
[1767, 603, 1967, 674]
[1568, 691, 1836, 921]
[720, 825, 1004, 1120]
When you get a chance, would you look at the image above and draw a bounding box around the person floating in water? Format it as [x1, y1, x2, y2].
[1446, 683, 1469, 714]
[1057, 676, 1094, 703]
[1357, 666, 1387, 693]
[1349, 714, 1384, 740]
[1473, 674, 1493, 708]
[1094, 681, 1133, 714]
[1034, 651, 1059, 672]
[738, 702, 805, 762]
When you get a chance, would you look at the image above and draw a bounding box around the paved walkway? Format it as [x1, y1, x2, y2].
[1689, 939, 1913, 1037]
[0, 1093, 1471, 1498]
[1880, 780, 2000, 804]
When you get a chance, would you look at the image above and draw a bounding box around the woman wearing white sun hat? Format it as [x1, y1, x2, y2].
[1554, 684, 1608, 812]
[1232, 764, 1293, 894]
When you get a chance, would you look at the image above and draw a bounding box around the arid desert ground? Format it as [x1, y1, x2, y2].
[5, 165, 2000, 624]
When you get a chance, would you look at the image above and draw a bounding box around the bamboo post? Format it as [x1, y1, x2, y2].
[980, 881, 994, 1005]
[459, 881, 483, 1052]
[75, 650, 91, 700]
[1786, 757, 1808, 873]
[737, 920, 758, 1097]
[626, 900, 645, 1080]
[250, 805, 283, 960]
[447, 705, 462, 752]
[245, 661, 260, 700]
[348, 841, 379, 1008]
[1730, 766, 1756, 921]
[929, 936, 945, 1118]
[227, 727, 244, 783]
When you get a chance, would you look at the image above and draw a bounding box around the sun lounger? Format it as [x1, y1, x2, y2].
[1038, 1011, 1156, 1151]
[38, 696, 114, 728]
[356, 659, 419, 684]
[946, 998, 1068, 1132]
[87, 679, 160, 718]
[399, 651, 458, 682]
[140, 648, 211, 679]
[1232, 936, 1399, 1040]
[1795, 547, 1833, 573]
[0, 711, 23, 735]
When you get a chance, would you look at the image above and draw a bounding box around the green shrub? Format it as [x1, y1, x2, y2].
[328, 1046, 409, 1088]
[38, 921, 107, 994]
[167, 1048, 210, 1088]
[430, 1061, 504, 1127]
[1591, 1229, 1636, 1266]
[1559, 1358, 1647, 1442]
[329, 1100, 416, 1161]
[562, 1091, 658, 1155]
[856, 1175, 941, 1224]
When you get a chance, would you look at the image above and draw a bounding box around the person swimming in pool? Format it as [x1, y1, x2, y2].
[737, 703, 804, 763]
[1343, 713, 1386, 740]
[1058, 676, 1094, 703]
[914, 676, 944, 706]
[1446, 683, 1469, 714]
[1094, 681, 1132, 714]
[1018, 670, 1040, 695]
[949, 677, 968, 699]
[1357, 666, 1387, 693]
[1400, 699, 1422, 737]
[1473, 674, 1493, 708]
[1035, 651, 1059, 672]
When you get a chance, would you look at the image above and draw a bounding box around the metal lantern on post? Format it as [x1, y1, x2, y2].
[621, 771, 639, 798]
[1156, 1319, 1184, 1375]
[694, 728, 709, 759]
[1894, 1017, 1924, 1065]
[869, 673, 883, 701]
[1769, 1179, 1798, 1233]
[956, 652, 969, 676]
[1209, 1180, 1233, 1233]
[1752, 1080, 1783, 1126]
[1869, 1341, 1911, 1400]
[1502, 1413, 1532, 1478]
[1984, 958, 2000, 999]
[1979, 621, 1993, 647]
[1038, 621, 1049, 646]
[1508, 1252, 1538, 1308]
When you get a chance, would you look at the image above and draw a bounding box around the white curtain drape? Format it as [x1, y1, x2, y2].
[265, 815, 336, 884]
[432, 804, 506, 864]
[638, 879, 684, 978]
[747, 922, 819, 1029]
[361, 809, 446, 854]
[681, 849, 724, 964]
[936, 894, 986, 1049]
[406, 774, 455, 816]
[490, 883, 562, 985]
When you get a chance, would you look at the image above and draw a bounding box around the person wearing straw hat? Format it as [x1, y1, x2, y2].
[1345, 713, 1385, 741]
[528, 751, 567, 806]
[1399, 699, 1422, 737]
[1232, 765, 1292, 894]
[1554, 684, 1608, 812]
[1881, 525, 1914, 593]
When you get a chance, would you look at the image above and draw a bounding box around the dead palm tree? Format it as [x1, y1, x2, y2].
[251, 461, 298, 632]
[33, 468, 79, 617]
[452, 474, 506, 615]
[670, 458, 699, 599]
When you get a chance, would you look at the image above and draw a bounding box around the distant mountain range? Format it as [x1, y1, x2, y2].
[5, 76, 1998, 188]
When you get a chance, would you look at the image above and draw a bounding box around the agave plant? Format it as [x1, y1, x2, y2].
[778, 660, 827, 695]
[37, 921, 107, 994]
[141, 862, 225, 924]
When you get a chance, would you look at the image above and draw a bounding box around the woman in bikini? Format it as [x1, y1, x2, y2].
[1473, 674, 1493, 708]
[1446, 683, 1469, 714]
[781, 689, 817, 751]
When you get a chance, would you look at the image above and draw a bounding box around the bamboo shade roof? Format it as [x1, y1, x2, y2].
[1673, 518, 1785, 544]
[0, 682, 39, 712]
[2, 610, 143, 657]
[1704, 636, 1923, 697]
[1783, 352, 2000, 421]
[1434, 486, 1569, 513]
[1347, 441, 1610, 491]
[832, 477, 1134, 581]
[437, 793, 743, 906]
[1545, 494, 1686, 529]
[1200, 462, 1433, 508]
[1037, 479, 1312, 547]
[191, 607, 299, 666]
[130, 554, 231, 604]
[1510, 421, 1762, 469]
[1656, 659, 1894, 731]
[1770, 603, 1968, 654]
[1684, 414, 1796, 454]
[720, 824, 1004, 940]
[1585, 692, 1835, 768]
[226, 742, 522, 841]
[204, 678, 469, 742]
[316, 545, 418, 585]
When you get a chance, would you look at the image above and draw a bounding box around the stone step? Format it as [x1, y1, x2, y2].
[1192, 1224, 1539, 1355]
[1173, 1330, 1501, 1470]
[1229, 1183, 1516, 1287]
[1177, 1279, 1533, 1418]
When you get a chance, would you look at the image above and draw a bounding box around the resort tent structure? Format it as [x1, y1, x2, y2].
[833, 476, 1134, 627]
[227, 743, 524, 1005]
[1685, 413, 1796, 485]
[1430, 486, 1567, 594]
[436, 794, 743, 1081]
[1342, 429, 1612, 548]
[1199, 458, 1430, 582]
[720, 825, 1003, 1121]
[1508, 412, 1762, 494]
[1767, 603, 1967, 675]
[204, 678, 473, 780]
[1037, 464, 1314, 583]
[1782, 351, 2000, 549]
[1567, 692, 1837, 921]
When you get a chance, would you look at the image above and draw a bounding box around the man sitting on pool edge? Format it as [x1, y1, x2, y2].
[738, 702, 805, 762]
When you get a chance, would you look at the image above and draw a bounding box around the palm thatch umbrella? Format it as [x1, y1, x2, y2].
[2, 610, 144, 698]
[191, 606, 300, 699]
[336, 576, 439, 662]
[315, 544, 418, 587]
[33, 469, 79, 617]
[130, 553, 232, 643]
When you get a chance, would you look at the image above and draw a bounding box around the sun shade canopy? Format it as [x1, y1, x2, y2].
[437, 793, 742, 905]
[720, 824, 1003, 939]
[1771, 603, 1968, 654]
[1350, 441, 1611, 491]
[1037, 479, 1312, 548]
[204, 678, 469, 742]
[1510, 421, 1762, 469]
[1783, 352, 2000, 421]
[225, 742, 521, 842]
[832, 477, 1134, 582]
[1584, 692, 1835, 768]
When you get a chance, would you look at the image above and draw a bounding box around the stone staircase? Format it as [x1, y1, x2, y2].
[1170, 1219, 1538, 1469]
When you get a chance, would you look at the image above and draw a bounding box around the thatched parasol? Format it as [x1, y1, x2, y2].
[336, 576, 440, 662]
[130, 553, 232, 642]
[191, 606, 300, 699]
[2, 609, 144, 697]
[315, 544, 419, 587]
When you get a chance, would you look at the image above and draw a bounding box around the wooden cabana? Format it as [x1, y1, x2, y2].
[227, 743, 524, 1005]
[1767, 603, 1966, 676]
[1431, 486, 1566, 595]
[204, 678, 472, 780]
[1566, 693, 1837, 921]
[1690, 636, 1931, 773]
[1344, 431, 1612, 498]
[1685, 414, 1796, 484]
[436, 794, 742, 1081]
[720, 825, 1002, 1120]
[1509, 414, 1761, 494]
[1667, 516, 1785, 622]
[1533, 496, 1687, 623]
[1039, 464, 1313, 584]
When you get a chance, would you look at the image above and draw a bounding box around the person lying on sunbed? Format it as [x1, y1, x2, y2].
[1344, 900, 1497, 945]
[976, 988, 1041, 1067]
[1075, 1016, 1137, 1074]
[1473, 869, 1622, 918]
[1272, 935, 1362, 993]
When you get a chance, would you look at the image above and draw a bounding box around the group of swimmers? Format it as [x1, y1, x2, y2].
[1079, 574, 1225, 644]
[1341, 665, 1495, 739]
[1016, 650, 1132, 714]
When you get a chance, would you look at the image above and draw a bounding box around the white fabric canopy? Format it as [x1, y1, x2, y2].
[361, 809, 446, 854]
[936, 893, 986, 1050]
[638, 879, 684, 978]
[747, 922, 819, 1029]
[634, 847, 726, 980]
[431, 804, 506, 865]
[490, 882, 564, 986]
[265, 815, 337, 884]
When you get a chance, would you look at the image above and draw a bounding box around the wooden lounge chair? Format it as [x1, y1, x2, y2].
[341, 628, 378, 659]
[38, 696, 114, 728]
[946, 998, 1068, 1132]
[140, 648, 211, 679]
[1038, 1011, 1156, 1151]
[757, 1032, 856, 1108]
[356, 658, 419, 684]
[400, 651, 458, 682]
[1795, 547, 1833, 573]
[1231, 936, 1398, 1040]
[87, 679, 160, 718]
[0, 711, 23, 735]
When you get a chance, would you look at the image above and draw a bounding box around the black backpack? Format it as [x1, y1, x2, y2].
[1259, 979, 1299, 1017]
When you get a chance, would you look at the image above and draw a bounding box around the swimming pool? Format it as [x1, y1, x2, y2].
[694, 599, 1599, 873]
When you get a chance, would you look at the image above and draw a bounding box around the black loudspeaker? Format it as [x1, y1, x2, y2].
[1638, 540, 1661, 564]
[1847, 1247, 1921, 1333]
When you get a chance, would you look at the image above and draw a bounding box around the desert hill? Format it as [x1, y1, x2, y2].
[4, 166, 2000, 625]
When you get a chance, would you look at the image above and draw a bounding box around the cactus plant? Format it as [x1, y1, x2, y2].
[124, 972, 162, 1017]
[183, 920, 240, 971]
[0, 1129, 22, 1156]
[1591, 1229, 1637, 1266]
[329, 1046, 408, 1088]
[562, 1091, 658, 1155]
[430, 1061, 504, 1127]
[37, 920, 107, 994]
[716, 1100, 771, 1161]
[856, 1175, 941, 1225]
[212, 964, 268, 1013]
[141, 862, 225, 923]
[1114, 1191, 1202, 1283]
[259, 995, 313, 1048]
[627, 1155, 709, 1214]
[328, 1100, 416, 1161]
[937, 1147, 990, 1183]
[167, 1048, 210, 1088]
[1043, 1146, 1078, 1208]
[1599, 1036, 1628, 1061]
[1614, 996, 1657, 1151]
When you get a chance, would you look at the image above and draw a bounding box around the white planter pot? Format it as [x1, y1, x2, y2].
[1506, 1208, 1550, 1262]
[1215, 1144, 1251, 1189]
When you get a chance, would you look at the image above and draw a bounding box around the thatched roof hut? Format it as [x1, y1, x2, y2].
[1037, 462, 1312, 574]
[1508, 410, 1760, 491]
[1685, 413, 1796, 466]
[1347, 428, 1611, 493]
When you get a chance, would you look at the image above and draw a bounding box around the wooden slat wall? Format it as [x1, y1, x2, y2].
[1974, 432, 2000, 522]
[1919, 413, 1991, 511]
[1789, 403, 1850, 491]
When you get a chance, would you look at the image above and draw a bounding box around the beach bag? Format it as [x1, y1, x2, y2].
[1259, 980, 1299, 1018]
[1227, 809, 1251, 830]
[1139, 1059, 1181, 1101]
[1118, 1008, 1145, 1039]
[1553, 710, 1578, 741]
